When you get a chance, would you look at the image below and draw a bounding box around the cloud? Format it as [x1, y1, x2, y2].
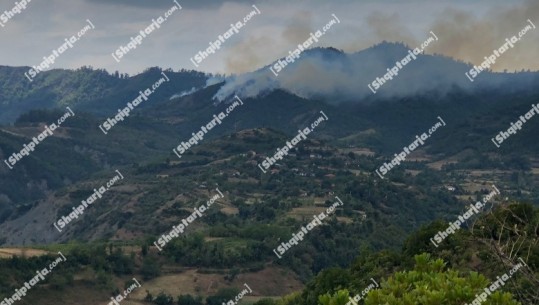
[83, 0, 255, 9]
[0, 0, 534, 76]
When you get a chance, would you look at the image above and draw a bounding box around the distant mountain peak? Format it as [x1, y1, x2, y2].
[212, 41, 539, 104]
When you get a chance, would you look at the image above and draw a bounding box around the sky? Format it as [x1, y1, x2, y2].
[0, 0, 536, 76]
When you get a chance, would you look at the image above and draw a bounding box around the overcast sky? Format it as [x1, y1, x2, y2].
[0, 0, 536, 75]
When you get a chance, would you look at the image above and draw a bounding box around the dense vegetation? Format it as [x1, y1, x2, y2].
[0, 61, 538, 305]
[0, 203, 536, 304]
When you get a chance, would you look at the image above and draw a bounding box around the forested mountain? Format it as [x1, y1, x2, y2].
[0, 43, 538, 305]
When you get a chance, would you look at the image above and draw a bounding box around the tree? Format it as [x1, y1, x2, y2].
[206, 288, 240, 305]
[470, 203, 539, 304]
[154, 292, 174, 305]
[318, 290, 350, 305]
[95, 269, 113, 289]
[301, 268, 352, 305]
[363, 254, 520, 305]
[48, 272, 73, 290]
[141, 257, 161, 280]
[177, 294, 203, 305]
[142, 243, 149, 256]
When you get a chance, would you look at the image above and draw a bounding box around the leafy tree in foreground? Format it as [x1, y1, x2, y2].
[318, 254, 521, 305]
[318, 289, 350, 305]
[364, 254, 520, 305]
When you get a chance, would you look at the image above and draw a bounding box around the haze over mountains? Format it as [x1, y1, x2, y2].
[213, 42, 539, 103]
[1, 42, 538, 124]
[1, 36, 539, 305]
[0, 41, 538, 242]
[1, 0, 538, 304]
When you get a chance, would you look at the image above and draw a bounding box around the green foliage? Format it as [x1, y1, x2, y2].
[318, 289, 350, 305]
[206, 288, 240, 305]
[141, 257, 161, 280]
[253, 298, 278, 305]
[48, 272, 73, 289]
[287, 204, 539, 305]
[300, 268, 352, 305]
[363, 254, 520, 305]
[0, 66, 207, 123]
[177, 294, 203, 305]
[275, 292, 302, 305]
[107, 248, 135, 275]
[154, 292, 175, 305]
[95, 269, 113, 289]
